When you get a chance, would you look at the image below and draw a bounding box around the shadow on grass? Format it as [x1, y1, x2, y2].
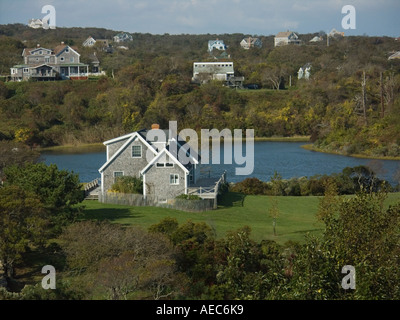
[285, 228, 324, 235]
[81, 207, 143, 223]
[218, 192, 247, 208]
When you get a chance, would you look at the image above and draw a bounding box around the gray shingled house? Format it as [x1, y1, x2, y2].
[98, 125, 200, 203]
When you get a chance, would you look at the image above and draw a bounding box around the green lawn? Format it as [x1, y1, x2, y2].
[81, 192, 400, 244]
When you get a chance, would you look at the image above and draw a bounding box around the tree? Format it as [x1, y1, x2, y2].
[269, 172, 283, 236]
[0, 186, 47, 278]
[0, 141, 39, 178]
[3, 163, 84, 230]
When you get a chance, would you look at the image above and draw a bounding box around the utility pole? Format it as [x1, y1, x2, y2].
[380, 72, 385, 118]
[361, 71, 368, 126]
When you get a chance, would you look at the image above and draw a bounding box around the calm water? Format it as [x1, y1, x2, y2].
[41, 142, 400, 186]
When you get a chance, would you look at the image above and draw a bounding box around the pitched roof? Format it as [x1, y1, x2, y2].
[54, 45, 80, 56]
[276, 31, 294, 38]
[99, 131, 158, 173]
[140, 148, 190, 176]
[388, 51, 400, 60]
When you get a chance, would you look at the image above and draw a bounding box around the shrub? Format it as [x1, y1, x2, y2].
[176, 194, 202, 200]
[111, 176, 143, 194]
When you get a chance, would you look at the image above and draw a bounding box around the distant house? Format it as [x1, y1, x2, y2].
[274, 31, 301, 47]
[192, 62, 244, 88]
[10, 42, 90, 81]
[388, 51, 400, 60]
[208, 39, 227, 52]
[83, 37, 110, 48]
[98, 125, 201, 203]
[28, 19, 43, 29]
[298, 63, 312, 80]
[83, 36, 97, 47]
[113, 32, 133, 43]
[240, 37, 262, 49]
[328, 28, 345, 38]
[310, 36, 323, 43]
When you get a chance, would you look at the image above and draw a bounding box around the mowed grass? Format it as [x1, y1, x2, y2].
[81, 192, 400, 244]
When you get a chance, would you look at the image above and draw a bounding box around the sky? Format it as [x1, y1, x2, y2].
[0, 0, 399, 37]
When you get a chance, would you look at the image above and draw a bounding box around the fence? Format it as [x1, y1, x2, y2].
[98, 192, 215, 212]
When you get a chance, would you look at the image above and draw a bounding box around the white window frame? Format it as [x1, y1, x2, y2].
[131, 145, 142, 158]
[113, 171, 124, 183]
[60, 57, 65, 62]
[70, 57, 74, 63]
[23, 68, 29, 73]
[170, 174, 179, 185]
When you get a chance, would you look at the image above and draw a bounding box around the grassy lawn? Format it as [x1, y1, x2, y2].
[81, 192, 400, 245]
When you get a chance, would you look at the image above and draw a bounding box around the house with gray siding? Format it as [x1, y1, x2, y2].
[10, 42, 90, 81]
[98, 126, 200, 203]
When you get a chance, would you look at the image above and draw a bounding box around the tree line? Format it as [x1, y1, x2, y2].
[0, 24, 400, 156]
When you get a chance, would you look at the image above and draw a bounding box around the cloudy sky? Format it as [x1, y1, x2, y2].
[0, 0, 399, 36]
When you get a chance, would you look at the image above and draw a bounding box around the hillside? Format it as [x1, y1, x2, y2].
[0, 24, 400, 158]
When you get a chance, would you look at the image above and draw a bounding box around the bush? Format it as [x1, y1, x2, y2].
[111, 176, 143, 194]
[176, 194, 202, 200]
[230, 177, 268, 195]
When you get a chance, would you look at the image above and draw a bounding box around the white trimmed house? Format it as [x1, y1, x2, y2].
[98, 126, 200, 203]
[208, 39, 227, 52]
[274, 31, 301, 47]
[240, 37, 262, 49]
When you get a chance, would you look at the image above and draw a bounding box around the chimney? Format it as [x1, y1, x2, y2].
[151, 124, 160, 130]
[61, 41, 64, 45]
[37, 44, 40, 47]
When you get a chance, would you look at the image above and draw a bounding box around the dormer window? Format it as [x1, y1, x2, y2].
[65, 48, 69, 53]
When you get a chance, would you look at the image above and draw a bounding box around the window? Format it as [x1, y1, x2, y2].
[156, 163, 165, 168]
[23, 68, 29, 73]
[65, 48, 69, 53]
[165, 163, 174, 168]
[113, 171, 123, 183]
[70, 57, 74, 63]
[170, 174, 179, 185]
[60, 57, 65, 62]
[156, 162, 174, 168]
[132, 145, 142, 158]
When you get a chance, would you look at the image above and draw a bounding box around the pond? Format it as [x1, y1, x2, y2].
[41, 142, 400, 186]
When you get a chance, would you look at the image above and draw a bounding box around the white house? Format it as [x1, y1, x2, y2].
[208, 39, 227, 52]
[240, 37, 262, 49]
[28, 19, 43, 29]
[83, 36, 96, 47]
[274, 31, 301, 47]
[113, 32, 133, 43]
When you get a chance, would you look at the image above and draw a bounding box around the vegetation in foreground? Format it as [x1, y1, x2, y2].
[1, 154, 400, 300]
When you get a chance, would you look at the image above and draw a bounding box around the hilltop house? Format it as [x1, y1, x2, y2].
[113, 32, 133, 43]
[208, 39, 227, 52]
[83, 36, 110, 49]
[10, 42, 90, 81]
[98, 125, 201, 203]
[28, 19, 43, 29]
[240, 37, 262, 49]
[192, 62, 244, 88]
[328, 28, 345, 38]
[274, 31, 301, 47]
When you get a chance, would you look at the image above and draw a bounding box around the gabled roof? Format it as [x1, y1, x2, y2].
[99, 131, 158, 173]
[276, 31, 297, 38]
[388, 51, 400, 60]
[54, 45, 80, 56]
[140, 148, 190, 176]
[22, 47, 53, 56]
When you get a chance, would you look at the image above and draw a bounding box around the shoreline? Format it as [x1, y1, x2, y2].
[38, 136, 311, 152]
[301, 144, 400, 161]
